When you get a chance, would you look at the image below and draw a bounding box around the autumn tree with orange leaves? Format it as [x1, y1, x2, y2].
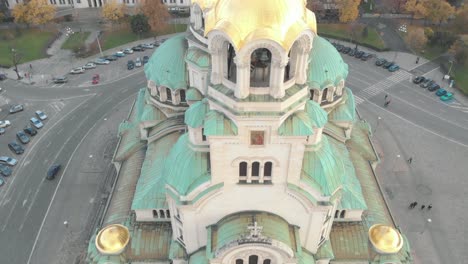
[12, 0, 55, 27]
[138, 0, 170, 32]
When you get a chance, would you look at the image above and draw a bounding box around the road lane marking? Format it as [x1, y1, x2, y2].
[24, 94, 95, 102]
[422, 66, 441, 77]
[57, 127, 64, 134]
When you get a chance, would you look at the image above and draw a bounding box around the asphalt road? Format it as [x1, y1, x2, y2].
[0, 71, 147, 264]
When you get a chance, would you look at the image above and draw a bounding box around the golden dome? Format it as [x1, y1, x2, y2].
[369, 224, 404, 254]
[194, 0, 316, 50]
[96, 224, 130, 255]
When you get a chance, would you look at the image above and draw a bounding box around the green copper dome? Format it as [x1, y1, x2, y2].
[307, 36, 348, 89]
[144, 34, 188, 91]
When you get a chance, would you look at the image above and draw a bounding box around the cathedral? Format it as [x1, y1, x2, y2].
[86, 0, 413, 263]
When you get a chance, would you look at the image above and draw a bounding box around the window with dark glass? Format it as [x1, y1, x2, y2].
[180, 90, 186, 102]
[248, 255, 259, 264]
[166, 88, 172, 101]
[152, 210, 158, 218]
[263, 260, 271, 264]
[160, 209, 165, 218]
[202, 128, 207, 141]
[239, 162, 247, 177]
[236, 260, 244, 264]
[340, 210, 345, 218]
[252, 162, 260, 177]
[264, 162, 272, 177]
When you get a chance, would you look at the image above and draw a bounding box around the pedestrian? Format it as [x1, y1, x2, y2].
[421, 205, 425, 210]
[29, 64, 32, 70]
[385, 94, 388, 100]
[428, 204, 432, 210]
[416, 57, 419, 64]
[408, 202, 414, 209]
[384, 100, 390, 107]
[413, 202, 418, 208]
[407, 157, 413, 164]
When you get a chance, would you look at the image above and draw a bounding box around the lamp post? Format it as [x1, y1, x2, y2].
[373, 116, 382, 134]
[420, 218, 432, 234]
[447, 60, 454, 78]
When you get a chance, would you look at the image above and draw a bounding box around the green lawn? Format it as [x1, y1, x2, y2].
[453, 65, 468, 95]
[317, 23, 386, 50]
[101, 24, 187, 51]
[61, 31, 91, 50]
[0, 29, 56, 67]
[420, 45, 447, 60]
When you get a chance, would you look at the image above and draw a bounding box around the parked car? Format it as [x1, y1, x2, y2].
[0, 178, 4, 187]
[361, 53, 372, 61]
[104, 55, 118, 61]
[132, 46, 144, 52]
[154, 40, 162, 47]
[16, 131, 30, 144]
[335, 44, 344, 52]
[123, 48, 134, 54]
[342, 47, 351, 54]
[142, 43, 154, 49]
[143, 56, 149, 64]
[413, 76, 426, 84]
[0, 156, 17, 166]
[383, 61, 394, 68]
[30, 117, 43, 129]
[355, 51, 365, 58]
[70, 67, 85, 74]
[24, 125, 37, 136]
[135, 57, 142, 67]
[436, 88, 447, 96]
[46, 165, 61, 180]
[428, 83, 440, 92]
[114, 51, 126, 57]
[420, 79, 434, 88]
[0, 164, 12, 177]
[375, 58, 387, 66]
[0, 120, 11, 128]
[94, 58, 110, 65]
[388, 65, 400, 72]
[35, 110, 48, 120]
[9, 104, 24, 113]
[92, 74, 100, 85]
[127, 60, 135, 70]
[0, 73, 6, 81]
[52, 76, 68, 83]
[83, 62, 97, 69]
[8, 142, 24, 155]
[0, 128, 5, 135]
[348, 49, 357, 56]
[440, 92, 453, 101]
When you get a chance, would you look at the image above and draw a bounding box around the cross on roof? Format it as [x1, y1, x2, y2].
[247, 221, 263, 238]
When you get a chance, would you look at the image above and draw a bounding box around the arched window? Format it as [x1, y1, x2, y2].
[252, 162, 260, 177]
[180, 90, 186, 102]
[284, 51, 292, 82]
[249, 255, 259, 264]
[264, 162, 272, 177]
[166, 210, 171, 218]
[166, 88, 172, 102]
[310, 89, 315, 101]
[239, 162, 247, 177]
[202, 128, 207, 141]
[321, 88, 328, 103]
[160, 209, 165, 218]
[152, 210, 158, 218]
[250, 48, 271, 87]
[335, 210, 340, 218]
[263, 260, 271, 264]
[340, 210, 346, 218]
[227, 43, 236, 83]
[236, 260, 244, 264]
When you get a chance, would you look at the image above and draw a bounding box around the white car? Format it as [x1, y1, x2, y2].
[70, 67, 85, 74]
[0, 156, 17, 166]
[35, 110, 48, 120]
[94, 58, 110, 65]
[30, 117, 43, 129]
[142, 43, 154, 49]
[135, 57, 142, 67]
[123, 48, 134, 54]
[83, 62, 96, 69]
[0, 120, 11, 128]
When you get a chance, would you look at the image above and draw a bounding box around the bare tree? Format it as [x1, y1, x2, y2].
[11, 48, 22, 80]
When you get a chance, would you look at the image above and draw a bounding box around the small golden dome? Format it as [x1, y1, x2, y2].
[369, 224, 404, 254]
[193, 0, 316, 50]
[96, 224, 130, 255]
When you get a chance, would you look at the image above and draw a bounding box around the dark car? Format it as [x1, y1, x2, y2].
[0, 164, 12, 177]
[420, 79, 433, 88]
[0, 73, 6, 81]
[143, 56, 149, 64]
[342, 47, 351, 54]
[361, 53, 372, 61]
[127, 60, 135, 70]
[16, 131, 30, 144]
[132, 46, 144, 52]
[413, 76, 426, 84]
[348, 49, 357, 56]
[53, 76, 68, 84]
[355, 51, 364, 58]
[375, 58, 387, 66]
[46, 165, 61, 180]
[104, 55, 118, 61]
[383, 61, 394, 68]
[8, 142, 24, 155]
[336, 44, 344, 52]
[24, 126, 37, 136]
[428, 83, 440, 92]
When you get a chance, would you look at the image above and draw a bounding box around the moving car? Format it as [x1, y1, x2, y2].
[428, 83, 440, 92]
[92, 74, 100, 85]
[123, 48, 134, 54]
[388, 65, 400, 72]
[127, 60, 135, 70]
[143, 56, 149, 64]
[440, 92, 453, 101]
[8, 142, 24, 155]
[9, 104, 24, 113]
[135, 57, 142, 67]
[70, 67, 85, 74]
[30, 117, 44, 129]
[35, 110, 48, 120]
[0, 156, 17, 166]
[413, 76, 425, 84]
[16, 131, 30, 144]
[114, 51, 126, 57]
[436, 88, 447, 96]
[52, 76, 68, 83]
[46, 165, 61, 180]
[83, 62, 97, 69]
[24, 125, 37, 136]
[0, 120, 11, 128]
[375, 58, 387, 66]
[94, 58, 110, 65]
[0, 164, 12, 177]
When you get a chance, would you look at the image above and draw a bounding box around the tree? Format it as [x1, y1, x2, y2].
[130, 14, 150, 35]
[381, 0, 407, 13]
[405, 27, 427, 51]
[452, 5, 468, 33]
[422, 0, 455, 26]
[12, 0, 55, 26]
[449, 40, 468, 65]
[138, 0, 170, 32]
[405, 0, 428, 21]
[101, 0, 125, 23]
[336, 0, 361, 23]
[10, 48, 22, 80]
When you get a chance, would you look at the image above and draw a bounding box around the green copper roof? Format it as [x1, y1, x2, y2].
[186, 87, 204, 101]
[204, 110, 238, 136]
[315, 240, 334, 260]
[297, 249, 316, 264]
[169, 240, 187, 260]
[328, 88, 356, 122]
[141, 103, 167, 122]
[164, 134, 211, 195]
[144, 34, 188, 90]
[278, 111, 314, 136]
[185, 47, 211, 68]
[307, 36, 348, 89]
[185, 99, 209, 128]
[132, 132, 181, 210]
[189, 248, 209, 264]
[305, 100, 328, 128]
[211, 212, 297, 254]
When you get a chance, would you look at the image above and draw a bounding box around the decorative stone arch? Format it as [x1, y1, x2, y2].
[148, 80, 158, 97]
[207, 31, 238, 87]
[321, 85, 335, 104]
[336, 79, 345, 96]
[287, 31, 315, 85]
[191, 3, 204, 30]
[309, 88, 320, 102]
[216, 243, 294, 264]
[174, 88, 187, 105]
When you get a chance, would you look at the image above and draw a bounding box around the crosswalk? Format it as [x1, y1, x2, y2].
[48, 101, 65, 113]
[355, 71, 412, 104]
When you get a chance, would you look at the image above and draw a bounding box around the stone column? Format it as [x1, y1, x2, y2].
[270, 59, 286, 99]
[295, 50, 309, 84]
[235, 58, 250, 99]
[210, 50, 222, 85]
